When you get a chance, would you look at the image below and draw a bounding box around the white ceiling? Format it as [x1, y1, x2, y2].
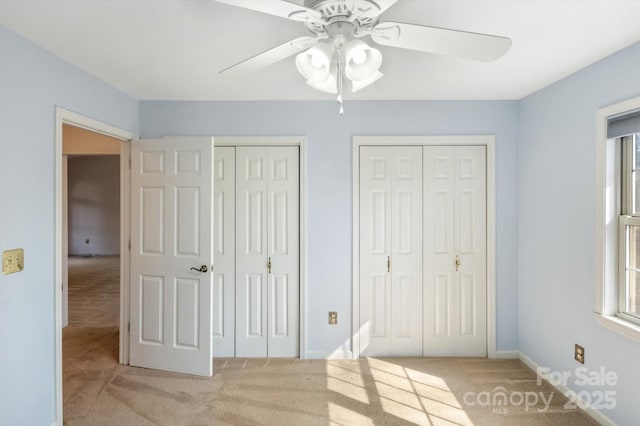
[1, 0, 640, 101]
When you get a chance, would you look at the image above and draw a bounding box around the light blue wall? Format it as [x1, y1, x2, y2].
[518, 41, 640, 423]
[21, 15, 640, 424]
[140, 100, 520, 356]
[0, 26, 138, 425]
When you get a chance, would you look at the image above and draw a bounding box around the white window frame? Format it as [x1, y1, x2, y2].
[618, 216, 640, 324]
[618, 134, 640, 326]
[595, 96, 640, 342]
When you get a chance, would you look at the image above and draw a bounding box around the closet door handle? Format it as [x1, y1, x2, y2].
[387, 256, 391, 273]
[455, 255, 461, 272]
[268, 257, 272, 274]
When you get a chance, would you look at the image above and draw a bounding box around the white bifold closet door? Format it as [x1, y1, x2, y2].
[359, 146, 423, 357]
[423, 146, 486, 356]
[212, 147, 235, 357]
[236, 147, 300, 357]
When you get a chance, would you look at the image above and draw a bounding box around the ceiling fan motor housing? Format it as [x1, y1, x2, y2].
[303, 0, 381, 35]
[326, 20, 357, 47]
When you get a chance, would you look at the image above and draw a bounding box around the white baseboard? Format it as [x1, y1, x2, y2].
[495, 350, 519, 359]
[306, 350, 354, 360]
[518, 352, 615, 426]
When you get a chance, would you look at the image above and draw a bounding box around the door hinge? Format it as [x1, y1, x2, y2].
[128, 322, 130, 333]
[128, 239, 131, 250]
[129, 158, 132, 169]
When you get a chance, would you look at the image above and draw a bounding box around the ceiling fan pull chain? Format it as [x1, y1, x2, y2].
[337, 47, 345, 116]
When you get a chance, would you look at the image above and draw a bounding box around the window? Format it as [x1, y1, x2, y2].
[595, 98, 640, 342]
[619, 135, 640, 324]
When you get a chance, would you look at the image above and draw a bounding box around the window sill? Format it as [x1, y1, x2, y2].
[594, 313, 640, 343]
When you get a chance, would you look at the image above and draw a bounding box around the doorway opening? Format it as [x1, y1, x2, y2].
[62, 126, 122, 416]
[54, 109, 134, 424]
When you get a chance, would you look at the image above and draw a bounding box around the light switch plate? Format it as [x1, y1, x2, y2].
[2, 248, 24, 274]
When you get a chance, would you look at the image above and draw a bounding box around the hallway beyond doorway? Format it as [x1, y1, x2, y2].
[67, 255, 119, 327]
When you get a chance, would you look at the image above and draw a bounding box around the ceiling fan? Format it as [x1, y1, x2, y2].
[214, 0, 511, 113]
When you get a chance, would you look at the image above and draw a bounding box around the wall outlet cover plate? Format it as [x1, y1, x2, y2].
[2, 248, 24, 274]
[575, 344, 585, 364]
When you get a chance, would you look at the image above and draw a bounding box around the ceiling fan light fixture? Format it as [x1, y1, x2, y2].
[352, 70, 384, 92]
[306, 62, 338, 94]
[306, 77, 338, 94]
[344, 39, 382, 82]
[295, 42, 333, 83]
[351, 49, 367, 65]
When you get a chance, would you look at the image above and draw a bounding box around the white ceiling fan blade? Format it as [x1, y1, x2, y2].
[212, 0, 325, 25]
[220, 36, 319, 74]
[371, 21, 511, 62]
[351, 0, 398, 20]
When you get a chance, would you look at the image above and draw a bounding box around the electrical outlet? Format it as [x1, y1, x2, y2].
[85, 238, 90, 244]
[2, 248, 24, 275]
[329, 311, 337, 325]
[575, 344, 585, 364]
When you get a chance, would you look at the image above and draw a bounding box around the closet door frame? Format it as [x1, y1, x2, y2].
[352, 135, 496, 359]
[215, 136, 307, 359]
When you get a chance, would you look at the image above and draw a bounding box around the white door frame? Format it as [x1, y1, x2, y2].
[214, 137, 308, 358]
[352, 135, 497, 359]
[54, 107, 136, 424]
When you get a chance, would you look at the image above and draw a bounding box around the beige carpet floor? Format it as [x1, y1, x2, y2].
[63, 257, 599, 425]
[67, 255, 120, 327]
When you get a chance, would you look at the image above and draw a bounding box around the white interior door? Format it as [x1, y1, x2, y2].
[236, 146, 299, 357]
[213, 147, 235, 357]
[423, 146, 486, 356]
[360, 146, 422, 357]
[129, 137, 213, 376]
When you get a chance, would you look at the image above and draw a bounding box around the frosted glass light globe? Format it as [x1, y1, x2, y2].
[311, 53, 325, 68]
[352, 50, 367, 65]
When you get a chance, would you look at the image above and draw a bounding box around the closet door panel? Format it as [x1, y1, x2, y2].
[236, 148, 269, 357]
[360, 146, 422, 356]
[390, 149, 422, 356]
[360, 147, 392, 356]
[212, 147, 236, 357]
[267, 147, 299, 357]
[423, 146, 457, 355]
[454, 146, 486, 355]
[423, 146, 486, 356]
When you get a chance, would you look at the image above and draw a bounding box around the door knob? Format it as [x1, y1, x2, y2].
[190, 265, 208, 273]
